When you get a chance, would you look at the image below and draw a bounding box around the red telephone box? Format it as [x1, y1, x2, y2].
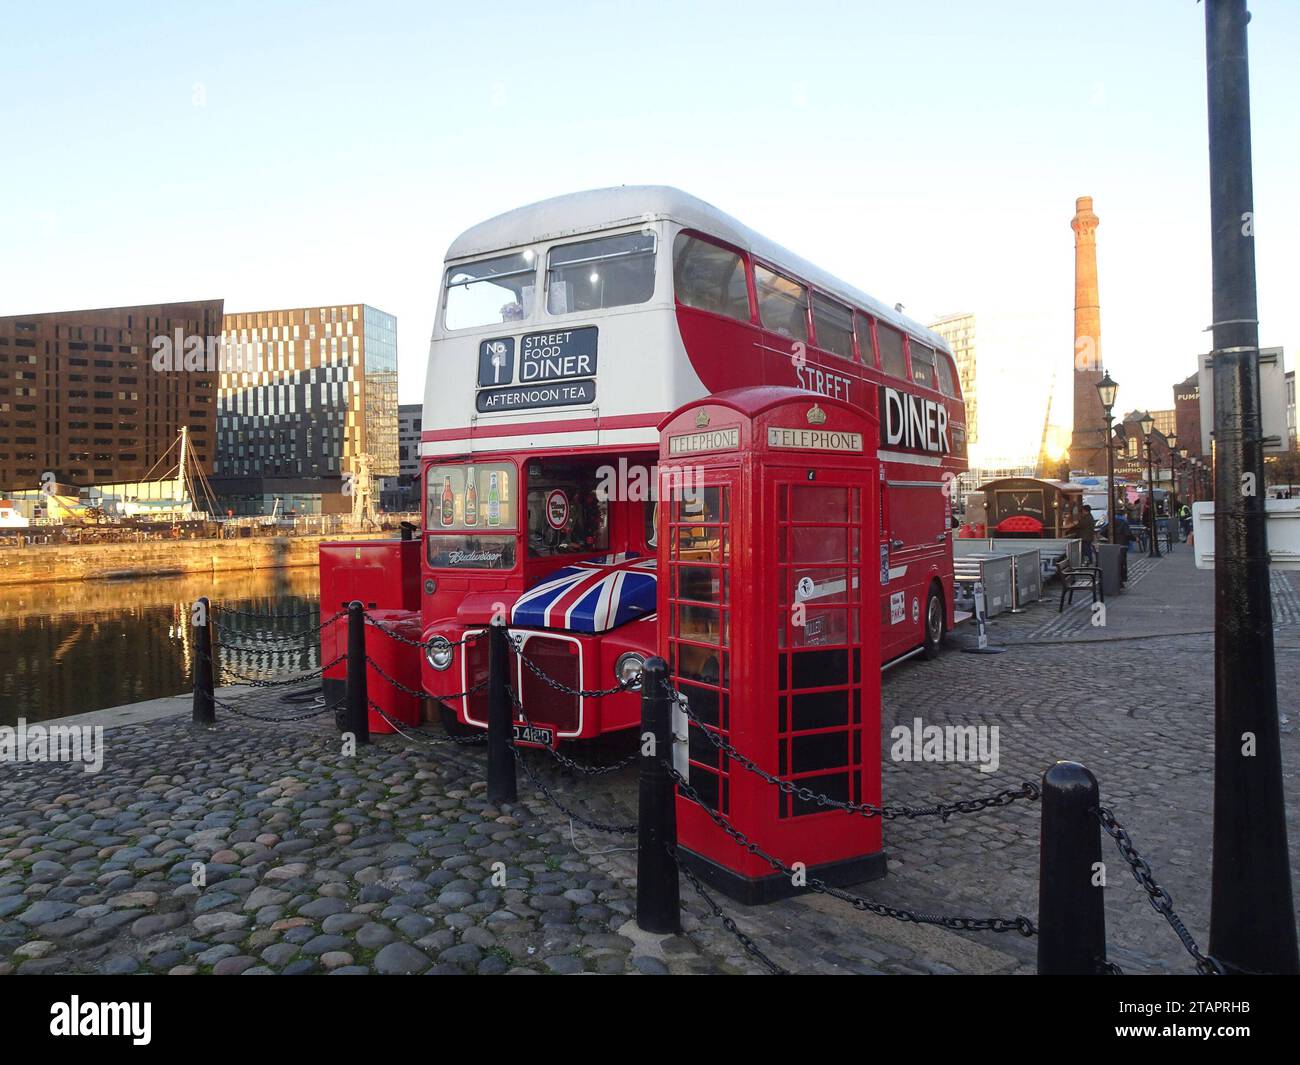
[657, 386, 885, 903]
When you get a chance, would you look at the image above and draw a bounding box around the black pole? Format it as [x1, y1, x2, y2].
[191, 596, 216, 726]
[1145, 440, 1161, 557]
[1037, 761, 1108, 975]
[486, 619, 516, 805]
[1104, 411, 1116, 545]
[1204, 0, 1298, 974]
[345, 600, 370, 745]
[636, 657, 681, 934]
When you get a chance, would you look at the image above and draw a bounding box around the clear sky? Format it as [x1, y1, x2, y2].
[2, 1, 1297, 466]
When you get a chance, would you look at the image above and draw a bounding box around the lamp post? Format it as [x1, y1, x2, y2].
[1096, 372, 1119, 544]
[1141, 411, 1161, 557]
[1167, 431, 1179, 545]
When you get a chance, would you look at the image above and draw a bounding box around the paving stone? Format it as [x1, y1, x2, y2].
[373, 941, 431, 975]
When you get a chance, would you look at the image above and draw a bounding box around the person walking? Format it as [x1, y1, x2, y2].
[1178, 501, 1192, 539]
[1071, 503, 1098, 564]
[1113, 506, 1132, 550]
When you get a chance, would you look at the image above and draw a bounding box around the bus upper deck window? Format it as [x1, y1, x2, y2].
[910, 343, 937, 389]
[936, 352, 959, 397]
[877, 324, 907, 379]
[855, 313, 878, 366]
[673, 234, 751, 322]
[444, 253, 536, 330]
[754, 266, 808, 341]
[812, 294, 854, 359]
[546, 232, 656, 315]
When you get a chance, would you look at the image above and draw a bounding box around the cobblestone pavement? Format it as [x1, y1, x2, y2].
[2, 550, 1296, 975]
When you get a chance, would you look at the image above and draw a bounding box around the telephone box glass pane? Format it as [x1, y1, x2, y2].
[677, 604, 726, 644]
[790, 485, 846, 522]
[791, 526, 848, 564]
[674, 527, 728, 563]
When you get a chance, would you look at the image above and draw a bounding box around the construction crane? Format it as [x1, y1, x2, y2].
[1035, 370, 1057, 478]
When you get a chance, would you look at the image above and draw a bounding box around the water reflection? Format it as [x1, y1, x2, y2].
[0, 568, 321, 725]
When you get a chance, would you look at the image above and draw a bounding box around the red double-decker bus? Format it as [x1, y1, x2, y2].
[389, 186, 966, 742]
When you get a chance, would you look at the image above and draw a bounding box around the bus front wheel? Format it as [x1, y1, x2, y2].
[921, 586, 945, 660]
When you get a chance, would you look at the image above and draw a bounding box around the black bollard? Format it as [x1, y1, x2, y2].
[345, 600, 370, 745]
[192, 596, 216, 726]
[1037, 761, 1108, 974]
[636, 657, 681, 934]
[486, 619, 516, 804]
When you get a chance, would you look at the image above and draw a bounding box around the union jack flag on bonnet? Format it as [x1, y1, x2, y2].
[510, 552, 657, 634]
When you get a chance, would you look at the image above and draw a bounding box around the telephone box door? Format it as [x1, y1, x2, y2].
[662, 466, 739, 818]
[768, 469, 881, 836]
[658, 388, 884, 904]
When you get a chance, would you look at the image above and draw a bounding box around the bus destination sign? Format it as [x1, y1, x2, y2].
[519, 326, 598, 383]
[476, 378, 596, 413]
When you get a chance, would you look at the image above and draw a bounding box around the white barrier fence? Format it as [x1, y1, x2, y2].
[1191, 499, 1300, 570]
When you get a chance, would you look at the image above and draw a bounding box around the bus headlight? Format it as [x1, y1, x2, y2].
[614, 652, 645, 690]
[426, 636, 454, 671]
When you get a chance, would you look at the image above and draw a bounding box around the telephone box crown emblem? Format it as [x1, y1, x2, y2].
[695, 410, 710, 428]
[807, 404, 827, 425]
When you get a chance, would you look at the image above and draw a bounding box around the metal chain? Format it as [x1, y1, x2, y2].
[668, 760, 1036, 937]
[213, 694, 338, 723]
[1094, 806, 1223, 975]
[668, 844, 788, 975]
[213, 608, 346, 643]
[663, 679, 1039, 821]
[365, 617, 483, 650]
[369, 701, 488, 746]
[512, 745, 638, 835]
[216, 605, 321, 620]
[214, 641, 322, 660]
[207, 651, 342, 688]
[364, 655, 487, 702]
[506, 686, 637, 775]
[504, 629, 636, 698]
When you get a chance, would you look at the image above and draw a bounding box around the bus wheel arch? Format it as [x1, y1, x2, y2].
[921, 580, 945, 659]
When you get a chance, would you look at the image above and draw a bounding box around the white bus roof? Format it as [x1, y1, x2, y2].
[445, 185, 949, 351]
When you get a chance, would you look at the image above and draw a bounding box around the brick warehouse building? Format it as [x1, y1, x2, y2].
[211, 303, 398, 515]
[0, 300, 222, 494]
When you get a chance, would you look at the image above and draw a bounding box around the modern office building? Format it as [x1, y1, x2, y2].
[0, 300, 222, 494]
[211, 303, 398, 514]
[1149, 408, 1177, 440]
[389, 402, 422, 509]
[928, 311, 978, 446]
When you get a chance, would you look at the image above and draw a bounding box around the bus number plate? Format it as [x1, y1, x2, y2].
[513, 724, 554, 748]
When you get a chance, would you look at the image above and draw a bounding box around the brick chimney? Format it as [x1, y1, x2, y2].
[1069, 195, 1106, 473]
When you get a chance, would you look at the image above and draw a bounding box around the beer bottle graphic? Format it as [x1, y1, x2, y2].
[464, 467, 478, 526]
[487, 472, 501, 526]
[440, 475, 455, 527]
